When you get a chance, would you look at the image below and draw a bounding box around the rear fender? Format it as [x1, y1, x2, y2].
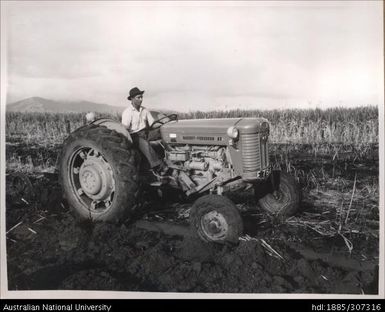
[92, 118, 133, 144]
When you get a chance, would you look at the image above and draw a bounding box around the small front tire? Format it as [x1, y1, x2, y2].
[189, 195, 243, 244]
[258, 172, 301, 220]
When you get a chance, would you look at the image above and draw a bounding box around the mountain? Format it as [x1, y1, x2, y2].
[6, 97, 125, 114]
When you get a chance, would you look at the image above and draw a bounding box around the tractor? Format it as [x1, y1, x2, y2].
[59, 112, 301, 243]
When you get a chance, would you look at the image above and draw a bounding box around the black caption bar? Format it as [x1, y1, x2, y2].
[1, 299, 384, 312]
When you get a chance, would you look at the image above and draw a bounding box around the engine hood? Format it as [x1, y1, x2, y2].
[161, 117, 269, 134]
[160, 117, 269, 145]
[162, 118, 239, 132]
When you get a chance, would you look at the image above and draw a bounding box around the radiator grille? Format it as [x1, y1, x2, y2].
[241, 133, 261, 172]
[260, 138, 269, 168]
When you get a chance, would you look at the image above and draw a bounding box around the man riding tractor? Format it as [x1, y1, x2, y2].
[59, 88, 301, 244]
[121, 87, 169, 176]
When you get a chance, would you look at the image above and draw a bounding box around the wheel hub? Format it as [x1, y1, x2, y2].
[201, 211, 228, 240]
[272, 190, 282, 201]
[79, 156, 114, 201]
[80, 166, 102, 195]
[208, 220, 221, 233]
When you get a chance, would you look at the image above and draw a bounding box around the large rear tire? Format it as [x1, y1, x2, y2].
[190, 195, 243, 244]
[59, 124, 139, 222]
[258, 172, 301, 220]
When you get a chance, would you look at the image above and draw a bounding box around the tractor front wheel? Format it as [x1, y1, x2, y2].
[190, 195, 243, 244]
[258, 172, 301, 220]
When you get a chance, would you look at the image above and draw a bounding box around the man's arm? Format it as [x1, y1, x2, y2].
[145, 109, 156, 128]
[121, 108, 131, 130]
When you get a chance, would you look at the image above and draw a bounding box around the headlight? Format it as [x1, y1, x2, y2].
[262, 122, 269, 130]
[227, 126, 239, 139]
[262, 122, 269, 134]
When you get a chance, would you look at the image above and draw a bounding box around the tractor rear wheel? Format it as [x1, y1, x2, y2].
[258, 172, 301, 220]
[59, 124, 139, 223]
[190, 195, 243, 244]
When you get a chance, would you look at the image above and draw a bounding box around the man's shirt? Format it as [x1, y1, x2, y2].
[121, 105, 155, 133]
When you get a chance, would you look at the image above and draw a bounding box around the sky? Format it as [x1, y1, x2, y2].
[2, 1, 383, 112]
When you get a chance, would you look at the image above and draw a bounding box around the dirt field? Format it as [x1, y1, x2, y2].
[5, 142, 379, 294]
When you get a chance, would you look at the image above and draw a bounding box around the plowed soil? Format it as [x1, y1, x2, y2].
[5, 143, 380, 294]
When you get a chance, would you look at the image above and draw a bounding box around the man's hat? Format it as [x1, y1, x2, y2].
[128, 87, 145, 100]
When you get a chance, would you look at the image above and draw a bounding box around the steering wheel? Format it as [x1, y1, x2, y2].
[167, 114, 178, 121]
[149, 114, 178, 130]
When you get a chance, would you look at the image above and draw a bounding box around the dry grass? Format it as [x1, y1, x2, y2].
[6, 106, 378, 147]
[179, 106, 378, 146]
[286, 177, 379, 252]
[6, 112, 119, 146]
